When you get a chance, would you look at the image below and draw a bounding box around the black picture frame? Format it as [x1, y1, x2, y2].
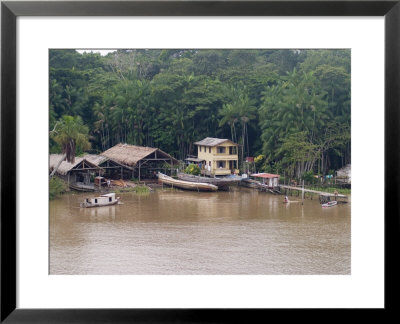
[1, 0, 399, 322]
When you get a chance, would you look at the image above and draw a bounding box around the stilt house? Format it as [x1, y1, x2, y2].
[250, 173, 280, 188]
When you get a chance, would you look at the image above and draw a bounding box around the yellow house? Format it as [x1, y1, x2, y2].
[194, 137, 239, 176]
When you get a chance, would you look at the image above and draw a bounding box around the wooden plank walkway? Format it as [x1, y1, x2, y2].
[279, 185, 347, 198]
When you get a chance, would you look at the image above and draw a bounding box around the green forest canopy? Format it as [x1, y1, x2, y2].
[49, 49, 350, 179]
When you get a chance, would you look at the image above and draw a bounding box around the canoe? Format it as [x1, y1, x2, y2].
[322, 200, 337, 208]
[69, 182, 96, 192]
[80, 193, 120, 208]
[158, 173, 218, 192]
[177, 173, 241, 190]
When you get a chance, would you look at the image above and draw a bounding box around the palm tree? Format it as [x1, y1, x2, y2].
[93, 101, 109, 151]
[218, 103, 238, 143]
[109, 96, 128, 144]
[235, 94, 256, 161]
[50, 115, 91, 177]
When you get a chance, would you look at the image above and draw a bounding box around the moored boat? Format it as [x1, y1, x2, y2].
[240, 178, 280, 193]
[80, 193, 120, 208]
[177, 172, 241, 190]
[158, 172, 218, 191]
[69, 182, 96, 192]
[322, 200, 337, 208]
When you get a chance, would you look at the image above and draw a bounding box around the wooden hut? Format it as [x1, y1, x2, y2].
[250, 173, 280, 188]
[49, 154, 103, 191]
[336, 164, 351, 186]
[101, 144, 179, 180]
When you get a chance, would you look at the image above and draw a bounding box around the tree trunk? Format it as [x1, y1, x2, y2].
[246, 123, 250, 158]
[50, 153, 67, 178]
[321, 151, 324, 175]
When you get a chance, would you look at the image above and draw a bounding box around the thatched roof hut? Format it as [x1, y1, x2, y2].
[101, 143, 178, 167]
[336, 164, 351, 184]
[50, 144, 179, 182]
[82, 154, 109, 166]
[49, 154, 101, 176]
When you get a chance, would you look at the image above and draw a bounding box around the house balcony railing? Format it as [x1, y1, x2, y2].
[213, 153, 238, 158]
[201, 168, 233, 176]
[213, 168, 232, 175]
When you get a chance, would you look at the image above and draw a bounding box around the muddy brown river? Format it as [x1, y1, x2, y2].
[49, 188, 351, 275]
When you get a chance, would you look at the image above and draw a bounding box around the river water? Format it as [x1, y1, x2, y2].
[49, 188, 351, 275]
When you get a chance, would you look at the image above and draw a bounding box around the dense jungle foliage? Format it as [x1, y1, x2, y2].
[49, 49, 350, 179]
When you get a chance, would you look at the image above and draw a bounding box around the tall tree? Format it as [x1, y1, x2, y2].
[219, 103, 238, 143]
[49, 49, 351, 178]
[50, 115, 91, 177]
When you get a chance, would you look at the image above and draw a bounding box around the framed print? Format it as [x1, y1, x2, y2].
[1, 0, 399, 322]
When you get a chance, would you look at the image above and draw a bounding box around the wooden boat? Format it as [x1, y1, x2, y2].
[240, 178, 271, 189]
[69, 182, 96, 192]
[80, 193, 120, 208]
[177, 172, 241, 190]
[322, 200, 337, 208]
[157, 172, 218, 192]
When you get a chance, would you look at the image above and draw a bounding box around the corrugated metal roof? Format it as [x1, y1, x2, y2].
[250, 173, 280, 179]
[185, 157, 205, 162]
[194, 137, 237, 146]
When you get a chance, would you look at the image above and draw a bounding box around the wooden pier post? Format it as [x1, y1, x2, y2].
[302, 180, 304, 205]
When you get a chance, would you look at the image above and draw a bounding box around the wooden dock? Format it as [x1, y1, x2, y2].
[279, 185, 347, 198]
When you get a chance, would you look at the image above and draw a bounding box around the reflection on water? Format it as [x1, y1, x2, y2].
[49, 188, 351, 275]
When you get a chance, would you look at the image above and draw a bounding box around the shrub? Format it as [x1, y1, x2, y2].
[302, 170, 315, 184]
[133, 185, 150, 194]
[184, 163, 201, 175]
[49, 177, 67, 200]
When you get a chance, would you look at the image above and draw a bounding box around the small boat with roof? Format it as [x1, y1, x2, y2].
[80, 193, 120, 208]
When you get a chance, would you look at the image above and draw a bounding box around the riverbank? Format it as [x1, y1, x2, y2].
[305, 186, 351, 195]
[49, 177, 152, 199]
[49, 177, 68, 200]
[278, 184, 350, 203]
[50, 176, 351, 201]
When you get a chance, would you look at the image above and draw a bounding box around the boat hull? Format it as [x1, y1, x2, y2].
[158, 173, 218, 191]
[69, 183, 96, 192]
[177, 173, 240, 190]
